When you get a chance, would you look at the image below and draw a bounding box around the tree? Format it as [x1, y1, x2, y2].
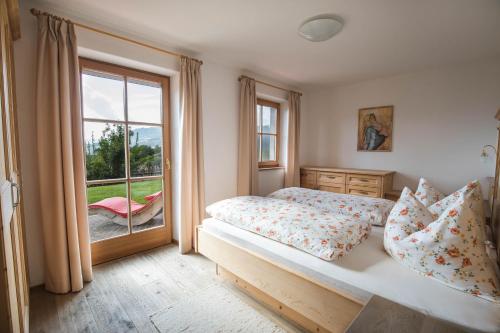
[86, 124, 126, 180]
[86, 124, 162, 180]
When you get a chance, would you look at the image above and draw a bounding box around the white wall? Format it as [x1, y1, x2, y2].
[14, 1, 297, 286]
[302, 60, 500, 196]
[202, 63, 240, 204]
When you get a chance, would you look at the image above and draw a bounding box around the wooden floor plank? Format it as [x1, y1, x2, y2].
[53, 290, 99, 333]
[30, 287, 62, 333]
[30, 244, 299, 333]
[101, 261, 159, 333]
[145, 247, 215, 294]
[84, 265, 139, 333]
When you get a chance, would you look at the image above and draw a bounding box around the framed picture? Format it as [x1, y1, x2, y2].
[357, 105, 393, 152]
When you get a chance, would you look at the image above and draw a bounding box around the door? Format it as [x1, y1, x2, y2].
[0, 0, 29, 331]
[79, 58, 172, 265]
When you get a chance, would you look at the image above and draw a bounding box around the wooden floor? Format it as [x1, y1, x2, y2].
[29, 244, 301, 333]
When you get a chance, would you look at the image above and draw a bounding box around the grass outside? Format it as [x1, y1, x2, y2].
[87, 179, 162, 204]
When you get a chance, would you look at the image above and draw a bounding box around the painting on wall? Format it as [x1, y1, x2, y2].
[357, 105, 393, 152]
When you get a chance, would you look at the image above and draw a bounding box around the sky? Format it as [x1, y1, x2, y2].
[82, 72, 163, 144]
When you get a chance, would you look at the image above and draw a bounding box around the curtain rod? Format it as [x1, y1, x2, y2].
[238, 75, 302, 96]
[30, 8, 203, 65]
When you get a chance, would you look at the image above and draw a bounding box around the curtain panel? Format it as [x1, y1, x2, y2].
[237, 77, 258, 195]
[35, 14, 92, 293]
[179, 56, 206, 254]
[285, 92, 301, 187]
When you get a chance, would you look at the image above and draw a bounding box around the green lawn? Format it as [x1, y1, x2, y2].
[87, 179, 162, 204]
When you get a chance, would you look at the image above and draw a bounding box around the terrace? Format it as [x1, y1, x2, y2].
[87, 179, 164, 242]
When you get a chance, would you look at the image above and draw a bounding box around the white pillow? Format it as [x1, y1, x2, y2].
[384, 182, 499, 302]
[414, 178, 445, 207]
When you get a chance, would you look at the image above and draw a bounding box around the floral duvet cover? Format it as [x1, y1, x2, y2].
[268, 187, 395, 226]
[206, 196, 371, 261]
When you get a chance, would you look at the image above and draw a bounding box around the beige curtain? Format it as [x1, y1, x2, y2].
[237, 77, 258, 195]
[179, 56, 205, 254]
[35, 14, 92, 293]
[285, 92, 301, 187]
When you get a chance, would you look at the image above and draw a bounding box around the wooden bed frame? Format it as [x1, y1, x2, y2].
[197, 226, 366, 333]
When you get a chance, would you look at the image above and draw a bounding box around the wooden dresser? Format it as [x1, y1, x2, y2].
[300, 166, 395, 199]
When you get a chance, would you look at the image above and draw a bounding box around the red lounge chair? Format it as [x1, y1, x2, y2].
[88, 191, 163, 226]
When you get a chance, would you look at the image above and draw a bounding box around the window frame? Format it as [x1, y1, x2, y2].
[79, 57, 172, 264]
[257, 98, 280, 168]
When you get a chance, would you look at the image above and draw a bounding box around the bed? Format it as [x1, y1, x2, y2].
[197, 189, 500, 332]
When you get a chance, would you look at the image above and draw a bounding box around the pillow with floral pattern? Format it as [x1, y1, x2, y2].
[428, 181, 485, 224]
[384, 184, 499, 302]
[384, 187, 435, 244]
[414, 178, 445, 207]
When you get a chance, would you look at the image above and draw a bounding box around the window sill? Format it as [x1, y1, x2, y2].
[258, 166, 285, 171]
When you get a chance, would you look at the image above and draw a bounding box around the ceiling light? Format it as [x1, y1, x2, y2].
[298, 14, 343, 42]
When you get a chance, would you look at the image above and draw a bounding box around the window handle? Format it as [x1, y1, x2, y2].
[11, 182, 21, 208]
[165, 158, 171, 171]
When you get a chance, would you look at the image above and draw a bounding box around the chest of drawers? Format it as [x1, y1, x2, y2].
[300, 166, 395, 199]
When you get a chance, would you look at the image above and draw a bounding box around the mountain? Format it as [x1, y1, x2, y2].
[130, 127, 162, 148]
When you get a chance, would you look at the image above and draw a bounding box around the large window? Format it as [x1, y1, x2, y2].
[80, 58, 171, 261]
[257, 99, 280, 168]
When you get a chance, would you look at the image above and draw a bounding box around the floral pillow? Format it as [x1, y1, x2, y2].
[384, 184, 499, 302]
[385, 187, 435, 242]
[414, 178, 445, 207]
[428, 181, 485, 223]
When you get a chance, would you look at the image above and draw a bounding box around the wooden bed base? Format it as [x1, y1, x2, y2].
[197, 226, 365, 333]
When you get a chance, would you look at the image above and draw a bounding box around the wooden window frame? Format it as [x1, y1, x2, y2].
[257, 98, 280, 168]
[79, 57, 172, 265]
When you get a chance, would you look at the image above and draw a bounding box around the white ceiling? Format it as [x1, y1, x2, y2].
[32, 0, 500, 88]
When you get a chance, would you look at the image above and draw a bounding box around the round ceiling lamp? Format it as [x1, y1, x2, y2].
[298, 14, 343, 42]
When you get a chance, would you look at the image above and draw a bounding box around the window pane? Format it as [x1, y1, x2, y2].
[256, 105, 262, 132]
[84, 122, 126, 181]
[257, 135, 261, 162]
[82, 71, 125, 121]
[87, 182, 129, 242]
[129, 125, 162, 177]
[261, 134, 276, 162]
[261, 106, 277, 134]
[131, 179, 164, 233]
[127, 80, 162, 124]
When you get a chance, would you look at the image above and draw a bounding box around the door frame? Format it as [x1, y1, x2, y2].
[0, 2, 29, 331]
[79, 58, 173, 265]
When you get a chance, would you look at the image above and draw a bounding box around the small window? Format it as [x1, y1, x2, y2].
[257, 99, 280, 168]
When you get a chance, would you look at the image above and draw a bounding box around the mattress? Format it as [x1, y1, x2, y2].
[202, 218, 500, 333]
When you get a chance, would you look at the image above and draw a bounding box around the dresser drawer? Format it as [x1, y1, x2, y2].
[347, 174, 381, 188]
[347, 185, 380, 198]
[317, 172, 345, 186]
[300, 170, 317, 185]
[301, 182, 317, 190]
[319, 184, 346, 194]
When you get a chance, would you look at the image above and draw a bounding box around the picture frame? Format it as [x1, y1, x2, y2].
[357, 105, 393, 152]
